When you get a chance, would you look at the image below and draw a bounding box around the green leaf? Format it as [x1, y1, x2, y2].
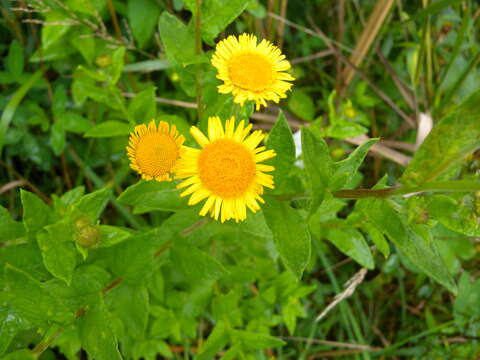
[128, 0, 161, 48]
[109, 283, 149, 338]
[362, 222, 389, 258]
[158, 12, 195, 65]
[4, 265, 71, 327]
[6, 41, 23, 77]
[359, 198, 457, 293]
[301, 127, 332, 213]
[263, 198, 311, 279]
[0, 306, 28, 356]
[127, 87, 156, 124]
[266, 111, 296, 191]
[172, 245, 228, 280]
[118, 181, 187, 211]
[50, 122, 66, 155]
[41, 12, 71, 50]
[195, 322, 228, 360]
[200, 0, 249, 44]
[234, 330, 286, 350]
[0, 349, 36, 360]
[78, 300, 123, 360]
[107, 47, 126, 85]
[454, 272, 480, 327]
[426, 195, 480, 237]
[38, 221, 77, 285]
[0, 70, 43, 156]
[60, 112, 93, 133]
[326, 227, 374, 269]
[20, 190, 52, 240]
[0, 206, 25, 243]
[99, 225, 131, 248]
[75, 188, 112, 222]
[401, 90, 480, 186]
[84, 121, 133, 138]
[330, 138, 378, 190]
[288, 90, 315, 122]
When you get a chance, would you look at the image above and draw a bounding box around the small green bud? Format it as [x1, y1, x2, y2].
[74, 217, 101, 248]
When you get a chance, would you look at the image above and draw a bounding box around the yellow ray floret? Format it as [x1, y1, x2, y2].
[211, 33, 295, 110]
[176, 116, 276, 223]
[127, 120, 185, 181]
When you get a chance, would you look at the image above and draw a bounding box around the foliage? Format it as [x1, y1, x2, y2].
[1, 0, 480, 359]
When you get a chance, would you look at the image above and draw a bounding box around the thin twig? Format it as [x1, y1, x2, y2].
[281, 336, 381, 351]
[316, 268, 368, 322]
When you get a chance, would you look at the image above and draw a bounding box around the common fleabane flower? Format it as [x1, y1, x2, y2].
[211, 33, 294, 110]
[127, 120, 185, 181]
[176, 116, 276, 223]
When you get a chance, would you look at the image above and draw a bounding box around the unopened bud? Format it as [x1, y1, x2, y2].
[74, 217, 101, 248]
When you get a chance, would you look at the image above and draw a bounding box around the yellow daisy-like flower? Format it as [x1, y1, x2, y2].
[211, 33, 295, 110]
[127, 120, 185, 181]
[176, 116, 276, 223]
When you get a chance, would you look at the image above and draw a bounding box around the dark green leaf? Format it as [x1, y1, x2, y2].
[20, 190, 52, 240]
[330, 138, 378, 190]
[84, 121, 133, 138]
[359, 198, 457, 293]
[38, 221, 77, 285]
[172, 245, 228, 280]
[158, 12, 195, 65]
[0, 206, 25, 243]
[118, 181, 187, 211]
[127, 87, 156, 124]
[326, 227, 374, 269]
[266, 112, 296, 191]
[263, 198, 311, 279]
[75, 188, 112, 222]
[6, 41, 23, 77]
[109, 283, 149, 338]
[301, 127, 332, 213]
[288, 90, 315, 122]
[78, 300, 123, 360]
[195, 322, 228, 360]
[401, 90, 480, 186]
[127, 0, 161, 48]
[234, 330, 286, 350]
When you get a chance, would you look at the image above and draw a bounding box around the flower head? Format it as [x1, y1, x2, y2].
[127, 120, 185, 181]
[176, 116, 276, 223]
[211, 33, 294, 110]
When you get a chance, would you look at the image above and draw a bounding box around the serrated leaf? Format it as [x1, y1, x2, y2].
[78, 300, 123, 360]
[118, 181, 187, 211]
[0, 206, 25, 243]
[127, 0, 161, 48]
[301, 127, 332, 213]
[359, 198, 457, 293]
[4, 265, 71, 327]
[330, 138, 378, 190]
[326, 227, 374, 269]
[173, 245, 228, 280]
[266, 112, 296, 191]
[84, 121, 133, 138]
[38, 221, 77, 285]
[109, 283, 149, 338]
[401, 90, 480, 186]
[158, 12, 195, 65]
[75, 188, 112, 222]
[20, 190, 52, 240]
[263, 198, 311, 279]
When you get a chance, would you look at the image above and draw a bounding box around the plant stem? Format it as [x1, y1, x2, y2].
[195, 0, 203, 121]
[333, 180, 480, 199]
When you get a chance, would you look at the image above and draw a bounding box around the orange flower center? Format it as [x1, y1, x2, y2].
[228, 52, 273, 92]
[198, 139, 256, 198]
[135, 132, 179, 177]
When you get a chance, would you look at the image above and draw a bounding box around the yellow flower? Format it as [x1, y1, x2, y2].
[176, 116, 276, 223]
[127, 120, 185, 181]
[211, 33, 294, 110]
